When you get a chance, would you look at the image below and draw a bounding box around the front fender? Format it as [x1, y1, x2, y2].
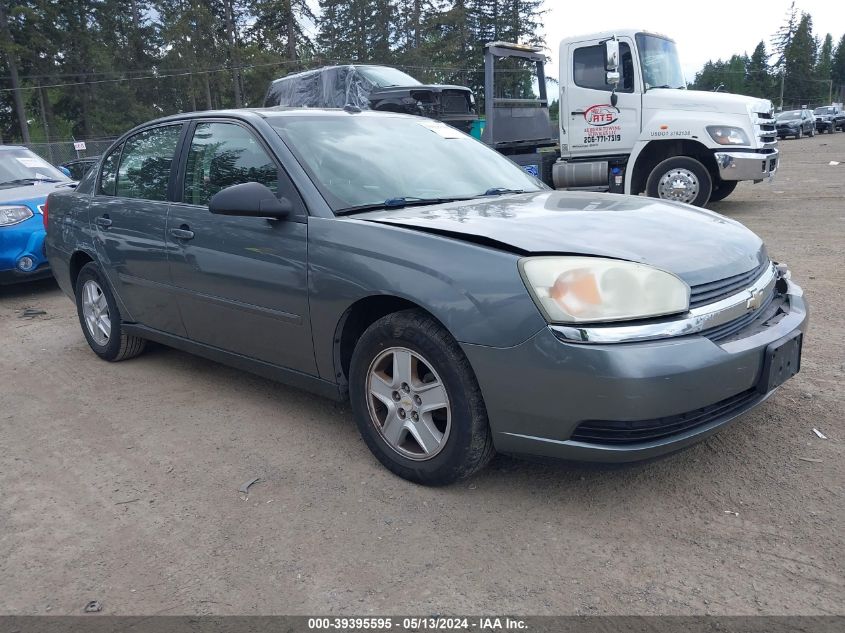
[307, 217, 547, 380]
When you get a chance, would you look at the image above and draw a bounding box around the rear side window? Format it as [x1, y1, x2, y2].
[116, 125, 182, 201]
[573, 43, 634, 92]
[98, 147, 121, 195]
[182, 122, 279, 206]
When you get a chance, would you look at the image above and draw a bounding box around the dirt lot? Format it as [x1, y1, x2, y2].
[1, 134, 843, 617]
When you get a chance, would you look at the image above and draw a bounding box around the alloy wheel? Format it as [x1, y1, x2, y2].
[366, 347, 451, 461]
[81, 279, 111, 346]
[657, 168, 700, 204]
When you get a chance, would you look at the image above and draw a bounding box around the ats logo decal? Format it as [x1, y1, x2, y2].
[584, 104, 620, 126]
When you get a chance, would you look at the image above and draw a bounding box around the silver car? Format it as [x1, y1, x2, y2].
[45, 109, 807, 485]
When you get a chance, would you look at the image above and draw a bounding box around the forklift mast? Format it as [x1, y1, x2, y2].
[481, 42, 558, 151]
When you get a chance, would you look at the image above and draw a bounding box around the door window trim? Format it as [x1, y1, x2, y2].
[172, 117, 307, 223]
[95, 121, 187, 201]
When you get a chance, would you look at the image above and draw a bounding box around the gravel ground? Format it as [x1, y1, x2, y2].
[1, 133, 843, 617]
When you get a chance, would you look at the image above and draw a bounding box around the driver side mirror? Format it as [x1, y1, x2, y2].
[605, 39, 619, 72]
[208, 181, 292, 219]
[605, 39, 620, 89]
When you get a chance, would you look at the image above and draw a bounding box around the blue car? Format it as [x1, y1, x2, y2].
[1, 145, 75, 283]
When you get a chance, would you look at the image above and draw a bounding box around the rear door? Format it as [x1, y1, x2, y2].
[90, 123, 186, 334]
[562, 36, 640, 158]
[166, 119, 316, 375]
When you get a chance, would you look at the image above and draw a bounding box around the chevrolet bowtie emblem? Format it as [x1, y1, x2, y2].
[746, 289, 764, 310]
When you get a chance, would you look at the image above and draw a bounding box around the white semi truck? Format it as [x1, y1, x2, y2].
[482, 31, 779, 206]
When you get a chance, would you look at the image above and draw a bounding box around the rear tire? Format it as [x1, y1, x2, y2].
[75, 262, 146, 362]
[349, 309, 494, 485]
[708, 180, 738, 202]
[646, 156, 712, 207]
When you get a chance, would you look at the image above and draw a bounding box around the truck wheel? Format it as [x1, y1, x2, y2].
[646, 156, 712, 207]
[349, 309, 494, 485]
[708, 180, 738, 202]
[75, 262, 146, 362]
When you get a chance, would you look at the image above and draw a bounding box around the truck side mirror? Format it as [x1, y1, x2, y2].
[605, 39, 619, 72]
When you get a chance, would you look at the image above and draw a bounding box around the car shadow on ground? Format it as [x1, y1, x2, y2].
[0, 277, 59, 300]
[135, 338, 785, 500]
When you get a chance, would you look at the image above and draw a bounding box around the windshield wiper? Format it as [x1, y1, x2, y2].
[0, 177, 62, 186]
[481, 187, 526, 196]
[335, 196, 473, 215]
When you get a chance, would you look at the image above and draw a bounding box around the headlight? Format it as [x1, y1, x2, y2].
[0, 205, 34, 226]
[519, 257, 690, 324]
[707, 126, 750, 145]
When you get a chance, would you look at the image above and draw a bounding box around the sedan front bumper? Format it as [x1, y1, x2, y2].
[714, 149, 779, 182]
[462, 279, 807, 463]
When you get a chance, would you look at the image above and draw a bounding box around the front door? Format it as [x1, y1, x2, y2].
[90, 123, 186, 335]
[562, 37, 640, 159]
[166, 120, 316, 375]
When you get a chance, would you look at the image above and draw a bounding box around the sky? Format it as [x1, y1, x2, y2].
[541, 0, 845, 82]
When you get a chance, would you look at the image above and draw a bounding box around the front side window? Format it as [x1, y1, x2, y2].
[573, 43, 634, 93]
[183, 122, 279, 206]
[116, 125, 182, 201]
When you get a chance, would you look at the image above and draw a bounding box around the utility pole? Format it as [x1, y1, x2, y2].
[224, 0, 243, 108]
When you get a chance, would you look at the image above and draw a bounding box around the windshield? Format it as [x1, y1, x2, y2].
[777, 111, 801, 120]
[0, 148, 69, 186]
[635, 33, 686, 90]
[813, 107, 834, 115]
[356, 66, 421, 88]
[270, 115, 545, 212]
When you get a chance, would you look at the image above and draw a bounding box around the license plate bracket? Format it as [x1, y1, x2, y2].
[757, 331, 802, 393]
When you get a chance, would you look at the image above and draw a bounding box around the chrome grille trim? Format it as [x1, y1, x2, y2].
[550, 264, 779, 344]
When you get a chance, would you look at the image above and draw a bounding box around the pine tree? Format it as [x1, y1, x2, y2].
[747, 41, 773, 99]
[782, 13, 817, 107]
[831, 34, 845, 102]
[815, 33, 834, 102]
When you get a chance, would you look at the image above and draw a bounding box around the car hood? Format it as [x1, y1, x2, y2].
[0, 181, 74, 206]
[644, 89, 771, 116]
[359, 191, 766, 287]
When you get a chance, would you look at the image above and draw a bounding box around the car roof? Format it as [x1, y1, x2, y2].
[0, 145, 28, 150]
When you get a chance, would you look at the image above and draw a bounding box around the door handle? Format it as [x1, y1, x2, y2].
[169, 226, 195, 240]
[571, 110, 585, 115]
[95, 215, 112, 229]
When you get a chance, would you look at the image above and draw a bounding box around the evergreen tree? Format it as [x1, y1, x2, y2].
[815, 33, 834, 102]
[782, 13, 817, 106]
[747, 41, 774, 100]
[832, 34, 845, 101]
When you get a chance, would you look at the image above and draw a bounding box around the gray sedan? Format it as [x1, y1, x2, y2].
[45, 109, 807, 485]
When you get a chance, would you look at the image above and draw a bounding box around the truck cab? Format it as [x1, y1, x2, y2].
[553, 30, 778, 205]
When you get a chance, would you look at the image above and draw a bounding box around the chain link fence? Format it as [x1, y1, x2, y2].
[23, 138, 117, 166]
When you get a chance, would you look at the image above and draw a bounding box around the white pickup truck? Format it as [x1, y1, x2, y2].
[483, 31, 779, 206]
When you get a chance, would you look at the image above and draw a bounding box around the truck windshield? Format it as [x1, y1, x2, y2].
[356, 66, 421, 88]
[270, 115, 544, 212]
[813, 107, 834, 115]
[635, 33, 686, 90]
[0, 148, 69, 187]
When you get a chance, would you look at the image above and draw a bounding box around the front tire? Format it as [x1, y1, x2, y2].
[646, 156, 712, 207]
[349, 310, 494, 485]
[75, 262, 146, 362]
